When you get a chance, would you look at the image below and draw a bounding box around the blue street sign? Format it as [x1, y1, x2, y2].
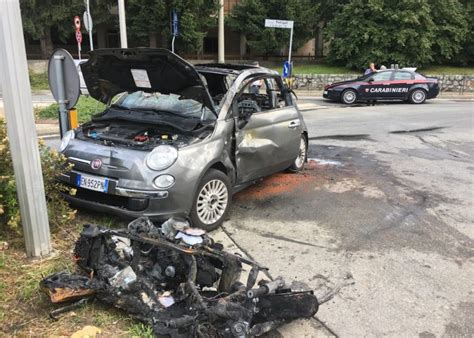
[283, 61, 291, 77]
[171, 9, 179, 37]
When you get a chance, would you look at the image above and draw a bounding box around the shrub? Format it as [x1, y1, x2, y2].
[0, 119, 76, 238]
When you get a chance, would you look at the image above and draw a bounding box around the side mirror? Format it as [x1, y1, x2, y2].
[368, 77, 374, 82]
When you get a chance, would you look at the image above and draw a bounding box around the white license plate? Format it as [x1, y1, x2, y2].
[76, 174, 109, 192]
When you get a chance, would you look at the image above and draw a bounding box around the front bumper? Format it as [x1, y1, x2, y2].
[322, 89, 341, 101]
[60, 171, 187, 220]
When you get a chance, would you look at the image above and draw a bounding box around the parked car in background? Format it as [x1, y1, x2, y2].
[59, 48, 308, 230]
[323, 69, 439, 104]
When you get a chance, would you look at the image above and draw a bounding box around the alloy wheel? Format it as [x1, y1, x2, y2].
[196, 179, 229, 225]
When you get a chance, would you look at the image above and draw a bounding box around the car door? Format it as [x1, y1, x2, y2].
[234, 76, 302, 184]
[359, 71, 394, 100]
[390, 71, 414, 99]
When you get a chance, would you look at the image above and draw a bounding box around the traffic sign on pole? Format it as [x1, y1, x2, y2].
[264, 19, 294, 29]
[74, 15, 81, 30]
[76, 30, 82, 44]
[83, 11, 92, 33]
[74, 16, 82, 60]
[171, 9, 179, 37]
[283, 61, 291, 78]
[171, 9, 179, 53]
[265, 18, 294, 75]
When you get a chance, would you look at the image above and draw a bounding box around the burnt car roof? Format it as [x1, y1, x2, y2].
[80, 48, 216, 114]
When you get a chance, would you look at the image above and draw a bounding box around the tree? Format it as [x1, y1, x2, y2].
[227, 0, 316, 57]
[20, 0, 83, 58]
[325, 0, 469, 69]
[126, 0, 218, 53]
[430, 0, 469, 63]
[457, 0, 474, 64]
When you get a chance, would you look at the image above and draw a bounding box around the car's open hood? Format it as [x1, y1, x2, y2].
[80, 48, 216, 114]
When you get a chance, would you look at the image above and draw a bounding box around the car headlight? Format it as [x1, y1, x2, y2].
[146, 145, 178, 171]
[59, 129, 75, 152]
[153, 175, 175, 189]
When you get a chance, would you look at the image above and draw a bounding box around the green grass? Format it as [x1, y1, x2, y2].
[128, 323, 155, 337]
[268, 63, 356, 74]
[29, 71, 49, 91]
[37, 95, 106, 123]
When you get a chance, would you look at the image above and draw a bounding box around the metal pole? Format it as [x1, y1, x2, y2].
[217, 0, 225, 63]
[171, 35, 176, 53]
[288, 26, 293, 77]
[54, 55, 69, 138]
[86, 0, 93, 50]
[0, 0, 51, 257]
[118, 0, 128, 48]
[288, 26, 293, 65]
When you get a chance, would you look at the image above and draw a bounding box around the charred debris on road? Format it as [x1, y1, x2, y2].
[41, 217, 319, 337]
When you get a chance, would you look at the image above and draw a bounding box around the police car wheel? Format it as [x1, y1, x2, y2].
[341, 89, 357, 105]
[409, 89, 427, 104]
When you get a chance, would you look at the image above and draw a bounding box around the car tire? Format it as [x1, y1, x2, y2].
[190, 169, 232, 231]
[341, 89, 358, 105]
[288, 134, 307, 172]
[409, 89, 427, 104]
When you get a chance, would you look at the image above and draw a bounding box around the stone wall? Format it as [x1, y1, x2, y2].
[27, 59, 474, 93]
[292, 74, 474, 93]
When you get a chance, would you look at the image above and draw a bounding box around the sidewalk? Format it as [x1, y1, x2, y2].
[0, 90, 58, 136]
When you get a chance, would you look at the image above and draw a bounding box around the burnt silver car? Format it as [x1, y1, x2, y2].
[59, 48, 307, 230]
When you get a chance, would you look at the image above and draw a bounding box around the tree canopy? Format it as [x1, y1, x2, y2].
[18, 0, 473, 65]
[227, 0, 317, 56]
[127, 0, 218, 53]
[325, 0, 470, 69]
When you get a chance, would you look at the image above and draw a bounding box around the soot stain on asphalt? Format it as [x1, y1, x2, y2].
[231, 144, 473, 259]
[389, 126, 447, 134]
[309, 134, 374, 142]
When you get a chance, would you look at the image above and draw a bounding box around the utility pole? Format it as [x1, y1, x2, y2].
[85, 0, 94, 51]
[0, 0, 51, 257]
[217, 0, 225, 63]
[118, 0, 128, 48]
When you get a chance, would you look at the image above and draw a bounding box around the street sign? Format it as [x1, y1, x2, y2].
[265, 18, 295, 67]
[74, 15, 81, 30]
[265, 19, 294, 29]
[171, 9, 179, 37]
[76, 30, 82, 44]
[283, 61, 291, 77]
[48, 49, 80, 110]
[171, 9, 179, 53]
[74, 16, 82, 59]
[83, 11, 93, 33]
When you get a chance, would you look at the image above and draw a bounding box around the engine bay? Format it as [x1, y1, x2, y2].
[77, 120, 210, 150]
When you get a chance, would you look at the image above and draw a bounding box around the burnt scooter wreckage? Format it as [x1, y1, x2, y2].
[41, 217, 319, 337]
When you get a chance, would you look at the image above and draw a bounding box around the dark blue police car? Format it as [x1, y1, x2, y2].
[323, 69, 439, 104]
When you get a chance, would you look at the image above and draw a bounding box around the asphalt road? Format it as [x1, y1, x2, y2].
[44, 98, 473, 336]
[226, 98, 474, 336]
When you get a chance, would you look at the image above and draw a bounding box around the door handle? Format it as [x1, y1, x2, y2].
[288, 120, 301, 129]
